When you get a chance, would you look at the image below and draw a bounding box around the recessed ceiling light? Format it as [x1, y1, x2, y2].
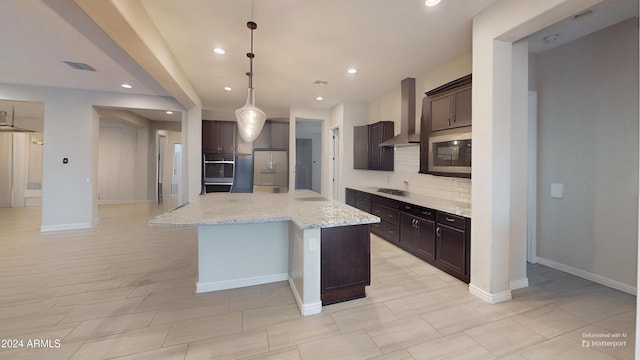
[224, 86, 232, 91]
[347, 68, 358, 74]
[543, 34, 559, 43]
[316, 96, 324, 101]
[425, 0, 441, 7]
[213, 48, 226, 55]
[121, 84, 132, 89]
[166, 111, 173, 115]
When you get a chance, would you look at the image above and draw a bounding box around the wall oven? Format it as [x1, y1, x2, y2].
[427, 132, 471, 177]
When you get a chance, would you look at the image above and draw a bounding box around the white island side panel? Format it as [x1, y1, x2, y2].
[197, 222, 289, 292]
[288, 224, 321, 316]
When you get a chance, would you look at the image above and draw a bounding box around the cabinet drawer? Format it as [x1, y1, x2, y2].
[436, 212, 465, 230]
[371, 203, 399, 225]
[371, 221, 399, 243]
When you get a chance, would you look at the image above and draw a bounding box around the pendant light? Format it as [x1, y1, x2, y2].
[235, 13, 266, 143]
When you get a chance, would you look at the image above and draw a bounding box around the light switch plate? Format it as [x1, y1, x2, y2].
[551, 183, 564, 199]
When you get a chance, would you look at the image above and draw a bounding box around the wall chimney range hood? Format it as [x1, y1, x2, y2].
[379, 77, 419, 147]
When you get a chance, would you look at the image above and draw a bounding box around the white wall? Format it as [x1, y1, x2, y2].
[0, 83, 187, 231]
[535, 18, 639, 290]
[97, 118, 154, 204]
[0, 133, 12, 207]
[470, 0, 600, 303]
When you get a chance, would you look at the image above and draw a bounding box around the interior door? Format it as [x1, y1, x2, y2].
[295, 138, 312, 190]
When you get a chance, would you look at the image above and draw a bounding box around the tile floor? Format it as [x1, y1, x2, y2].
[0, 203, 635, 359]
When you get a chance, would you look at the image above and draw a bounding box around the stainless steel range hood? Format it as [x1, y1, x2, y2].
[379, 77, 419, 147]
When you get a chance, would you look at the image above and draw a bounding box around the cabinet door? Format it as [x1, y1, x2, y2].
[218, 122, 236, 154]
[399, 213, 418, 250]
[436, 224, 466, 278]
[321, 224, 370, 304]
[345, 188, 356, 207]
[270, 121, 289, 149]
[353, 125, 369, 169]
[202, 120, 216, 153]
[430, 95, 453, 131]
[368, 123, 384, 169]
[416, 218, 435, 261]
[380, 121, 394, 171]
[452, 87, 471, 128]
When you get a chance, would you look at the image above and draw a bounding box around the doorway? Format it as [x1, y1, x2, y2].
[157, 134, 166, 204]
[295, 119, 322, 193]
[295, 138, 312, 190]
[332, 127, 340, 201]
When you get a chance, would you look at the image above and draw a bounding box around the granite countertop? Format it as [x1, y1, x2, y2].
[149, 189, 380, 229]
[348, 185, 472, 218]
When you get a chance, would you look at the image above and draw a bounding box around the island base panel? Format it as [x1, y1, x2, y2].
[197, 222, 289, 292]
[321, 224, 371, 305]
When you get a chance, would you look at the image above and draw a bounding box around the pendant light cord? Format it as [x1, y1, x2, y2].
[248, 0, 256, 90]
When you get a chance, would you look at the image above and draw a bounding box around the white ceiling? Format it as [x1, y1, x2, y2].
[0, 0, 636, 123]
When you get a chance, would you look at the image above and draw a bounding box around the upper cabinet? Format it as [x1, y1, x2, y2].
[423, 74, 472, 133]
[353, 121, 394, 171]
[203, 120, 236, 154]
[253, 120, 289, 150]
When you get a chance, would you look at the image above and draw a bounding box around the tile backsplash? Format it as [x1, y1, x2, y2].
[349, 145, 471, 204]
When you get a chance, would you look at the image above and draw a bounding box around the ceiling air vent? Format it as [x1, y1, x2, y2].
[63, 61, 96, 72]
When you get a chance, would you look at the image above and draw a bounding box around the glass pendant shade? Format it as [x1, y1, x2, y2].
[235, 88, 266, 143]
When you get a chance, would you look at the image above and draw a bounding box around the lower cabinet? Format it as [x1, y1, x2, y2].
[321, 224, 371, 305]
[345, 188, 470, 284]
[400, 212, 435, 262]
[435, 212, 470, 283]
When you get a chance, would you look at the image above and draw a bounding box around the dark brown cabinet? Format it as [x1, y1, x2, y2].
[435, 212, 470, 283]
[253, 120, 289, 149]
[321, 224, 371, 305]
[400, 203, 436, 262]
[353, 121, 394, 171]
[345, 188, 470, 283]
[428, 86, 472, 132]
[370, 197, 399, 244]
[354, 191, 371, 213]
[400, 213, 436, 262]
[203, 120, 236, 154]
[420, 74, 472, 177]
[424, 75, 472, 133]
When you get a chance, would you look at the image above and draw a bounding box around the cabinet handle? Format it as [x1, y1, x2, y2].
[436, 227, 441, 237]
[388, 214, 394, 218]
[445, 217, 455, 222]
[404, 205, 411, 210]
[422, 210, 431, 216]
[388, 230, 395, 234]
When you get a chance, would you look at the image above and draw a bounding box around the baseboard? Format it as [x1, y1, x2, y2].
[536, 257, 636, 295]
[40, 222, 92, 232]
[510, 278, 529, 290]
[469, 284, 512, 304]
[97, 200, 152, 205]
[196, 273, 288, 293]
[288, 276, 322, 316]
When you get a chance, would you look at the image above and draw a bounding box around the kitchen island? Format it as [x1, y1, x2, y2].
[150, 190, 379, 315]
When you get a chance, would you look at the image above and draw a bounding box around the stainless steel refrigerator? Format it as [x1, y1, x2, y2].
[253, 150, 288, 193]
